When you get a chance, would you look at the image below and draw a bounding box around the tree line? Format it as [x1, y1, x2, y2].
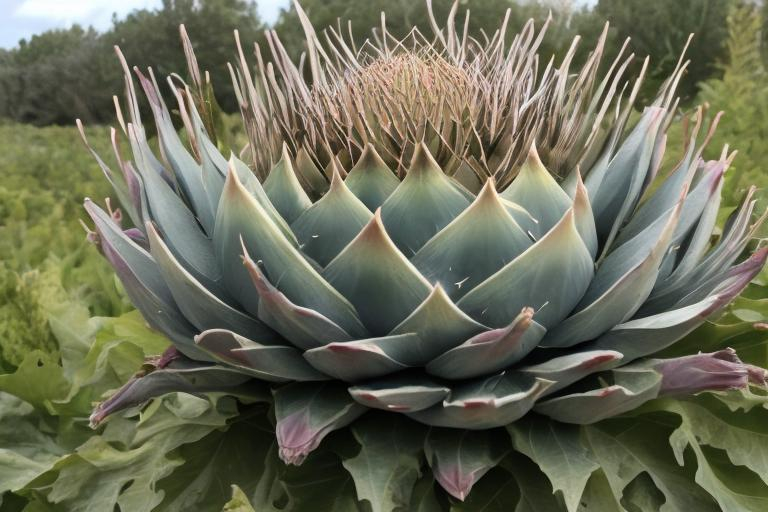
[0, 0, 738, 126]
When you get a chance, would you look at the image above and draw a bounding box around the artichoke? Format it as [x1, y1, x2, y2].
[80, 1, 767, 503]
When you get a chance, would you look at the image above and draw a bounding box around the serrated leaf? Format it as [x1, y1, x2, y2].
[0, 393, 66, 494]
[449, 467, 520, 512]
[508, 416, 598, 512]
[156, 414, 278, 512]
[577, 470, 623, 512]
[505, 452, 564, 512]
[280, 447, 360, 512]
[584, 415, 720, 511]
[342, 413, 427, 512]
[48, 394, 238, 512]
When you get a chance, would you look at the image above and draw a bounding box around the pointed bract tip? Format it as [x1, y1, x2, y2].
[354, 143, 388, 172]
[434, 465, 475, 502]
[408, 142, 442, 176]
[328, 159, 345, 191]
[350, 207, 393, 248]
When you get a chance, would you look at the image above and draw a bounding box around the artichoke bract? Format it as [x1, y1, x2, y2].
[80, 1, 767, 502]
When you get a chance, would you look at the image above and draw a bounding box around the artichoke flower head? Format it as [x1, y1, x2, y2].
[79, 0, 768, 503]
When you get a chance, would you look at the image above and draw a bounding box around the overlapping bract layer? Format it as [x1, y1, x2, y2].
[81, 3, 767, 502]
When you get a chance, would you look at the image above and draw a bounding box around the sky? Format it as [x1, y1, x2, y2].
[0, 0, 291, 49]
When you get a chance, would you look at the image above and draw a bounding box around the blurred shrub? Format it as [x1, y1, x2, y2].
[0, 124, 131, 368]
[698, 3, 768, 211]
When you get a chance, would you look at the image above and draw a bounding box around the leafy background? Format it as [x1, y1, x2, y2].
[1, 1, 767, 511]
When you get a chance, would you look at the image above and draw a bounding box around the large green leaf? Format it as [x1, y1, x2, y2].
[46, 394, 240, 512]
[584, 414, 720, 511]
[449, 467, 520, 512]
[0, 393, 66, 495]
[508, 416, 597, 512]
[650, 396, 768, 488]
[0, 351, 68, 410]
[342, 413, 427, 512]
[156, 414, 278, 512]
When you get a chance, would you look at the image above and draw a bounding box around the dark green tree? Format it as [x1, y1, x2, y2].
[596, 0, 731, 103]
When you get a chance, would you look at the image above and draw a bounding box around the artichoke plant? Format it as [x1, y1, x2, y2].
[79, 1, 767, 505]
